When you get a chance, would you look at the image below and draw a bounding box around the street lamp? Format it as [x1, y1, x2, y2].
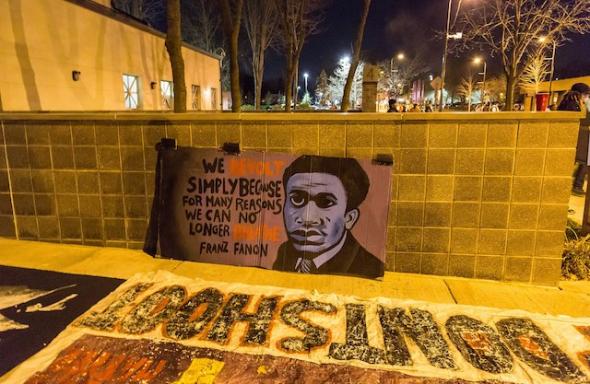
[303, 72, 309, 93]
[390, 52, 405, 74]
[473, 56, 487, 103]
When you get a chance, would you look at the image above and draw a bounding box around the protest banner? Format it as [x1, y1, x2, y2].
[146, 146, 392, 279]
[7, 271, 590, 384]
[0, 266, 123, 375]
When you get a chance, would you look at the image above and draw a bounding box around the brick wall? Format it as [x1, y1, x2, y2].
[0, 113, 582, 284]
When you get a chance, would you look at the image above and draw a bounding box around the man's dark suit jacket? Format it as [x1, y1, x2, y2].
[272, 234, 384, 278]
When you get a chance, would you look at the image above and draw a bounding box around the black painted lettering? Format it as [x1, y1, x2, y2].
[207, 294, 280, 345]
[575, 326, 590, 370]
[76, 283, 153, 331]
[202, 158, 224, 173]
[329, 304, 387, 365]
[164, 287, 224, 340]
[445, 315, 513, 374]
[186, 176, 197, 193]
[378, 306, 455, 369]
[497, 318, 586, 382]
[119, 285, 186, 335]
[278, 299, 337, 353]
[185, 209, 198, 220]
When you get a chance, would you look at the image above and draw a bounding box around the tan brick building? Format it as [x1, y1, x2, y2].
[0, 0, 221, 111]
[522, 75, 590, 110]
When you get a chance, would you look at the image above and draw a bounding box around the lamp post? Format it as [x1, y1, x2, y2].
[473, 57, 487, 104]
[439, 0, 466, 111]
[438, 0, 453, 111]
[390, 52, 405, 97]
[304, 72, 309, 93]
[214, 47, 226, 110]
[539, 36, 557, 103]
[390, 52, 404, 76]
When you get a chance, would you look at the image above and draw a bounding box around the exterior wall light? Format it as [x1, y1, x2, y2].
[72, 70, 81, 81]
[150, 81, 157, 89]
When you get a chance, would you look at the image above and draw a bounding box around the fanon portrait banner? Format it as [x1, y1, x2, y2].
[145, 145, 392, 279]
[5, 271, 590, 384]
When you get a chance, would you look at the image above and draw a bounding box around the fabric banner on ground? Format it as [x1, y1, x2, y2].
[5, 271, 590, 384]
[0, 266, 123, 375]
[146, 146, 392, 279]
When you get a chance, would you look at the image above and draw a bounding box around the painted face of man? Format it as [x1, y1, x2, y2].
[283, 172, 359, 254]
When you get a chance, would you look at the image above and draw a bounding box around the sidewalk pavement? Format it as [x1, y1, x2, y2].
[1, 238, 589, 318]
[569, 192, 584, 225]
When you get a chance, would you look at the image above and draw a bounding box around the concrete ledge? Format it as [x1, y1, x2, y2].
[0, 111, 584, 122]
[1, 239, 590, 317]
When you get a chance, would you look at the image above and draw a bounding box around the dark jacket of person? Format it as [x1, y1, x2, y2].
[558, 92, 582, 112]
[272, 234, 384, 279]
[558, 91, 588, 163]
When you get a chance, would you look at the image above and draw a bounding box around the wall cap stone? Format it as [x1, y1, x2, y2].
[0, 111, 584, 122]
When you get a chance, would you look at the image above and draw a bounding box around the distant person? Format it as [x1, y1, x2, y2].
[387, 98, 397, 112]
[272, 156, 384, 278]
[558, 83, 590, 112]
[558, 83, 590, 196]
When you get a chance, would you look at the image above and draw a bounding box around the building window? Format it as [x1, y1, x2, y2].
[160, 80, 174, 109]
[211, 88, 217, 110]
[192, 85, 201, 111]
[123, 74, 139, 109]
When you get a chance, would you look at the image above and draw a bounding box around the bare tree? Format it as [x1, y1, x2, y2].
[459, 0, 590, 110]
[485, 74, 508, 103]
[112, 0, 163, 26]
[341, 0, 371, 111]
[456, 73, 476, 111]
[221, 0, 244, 112]
[244, 0, 278, 110]
[315, 69, 330, 105]
[165, 0, 186, 112]
[276, 0, 325, 112]
[519, 54, 549, 94]
[377, 55, 429, 98]
[183, 0, 220, 53]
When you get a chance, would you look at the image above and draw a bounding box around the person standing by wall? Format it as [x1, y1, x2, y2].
[558, 83, 590, 196]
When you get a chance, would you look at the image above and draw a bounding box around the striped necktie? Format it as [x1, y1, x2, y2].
[297, 258, 316, 273]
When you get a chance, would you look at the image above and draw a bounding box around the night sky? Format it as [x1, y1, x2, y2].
[260, 0, 590, 93]
[144, 0, 590, 93]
